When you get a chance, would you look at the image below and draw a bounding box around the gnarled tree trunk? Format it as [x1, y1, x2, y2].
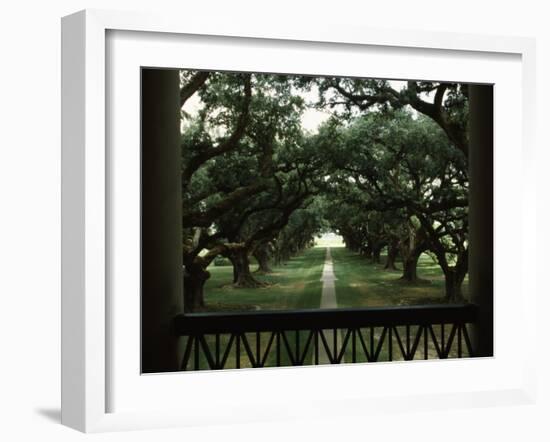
[361, 243, 373, 260]
[443, 250, 468, 303]
[228, 248, 265, 288]
[444, 268, 465, 302]
[384, 241, 399, 270]
[400, 250, 421, 282]
[371, 245, 382, 264]
[399, 225, 427, 283]
[365, 234, 386, 264]
[183, 263, 210, 312]
[253, 243, 273, 274]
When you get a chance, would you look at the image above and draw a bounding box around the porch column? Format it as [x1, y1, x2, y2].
[141, 68, 184, 372]
[468, 84, 494, 357]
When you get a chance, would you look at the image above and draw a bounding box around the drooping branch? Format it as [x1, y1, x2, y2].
[327, 79, 469, 158]
[180, 71, 210, 108]
[245, 192, 312, 249]
[182, 179, 269, 228]
[207, 177, 284, 245]
[357, 194, 468, 215]
[329, 80, 400, 111]
[182, 75, 252, 184]
[405, 83, 468, 158]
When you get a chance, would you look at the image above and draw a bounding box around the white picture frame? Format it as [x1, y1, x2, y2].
[61, 9, 537, 433]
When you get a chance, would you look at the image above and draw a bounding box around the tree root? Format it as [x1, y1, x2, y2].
[397, 276, 432, 285]
[233, 274, 270, 288]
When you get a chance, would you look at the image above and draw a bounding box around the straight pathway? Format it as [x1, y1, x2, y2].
[316, 247, 345, 364]
[320, 247, 337, 308]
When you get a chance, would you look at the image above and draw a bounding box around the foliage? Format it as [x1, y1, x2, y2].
[177, 69, 470, 309]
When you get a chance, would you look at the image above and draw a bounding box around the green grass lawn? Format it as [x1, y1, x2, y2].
[185, 246, 470, 370]
[327, 246, 470, 362]
[203, 247, 325, 311]
[330, 247, 470, 308]
[204, 245, 469, 311]
[186, 247, 325, 370]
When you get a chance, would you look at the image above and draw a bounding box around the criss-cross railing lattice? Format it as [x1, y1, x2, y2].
[174, 304, 478, 371]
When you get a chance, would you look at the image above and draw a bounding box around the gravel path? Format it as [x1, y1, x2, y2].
[317, 247, 345, 364]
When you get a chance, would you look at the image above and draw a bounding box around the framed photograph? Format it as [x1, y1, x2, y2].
[61, 9, 537, 433]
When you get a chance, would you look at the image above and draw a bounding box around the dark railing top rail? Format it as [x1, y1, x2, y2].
[174, 303, 478, 335]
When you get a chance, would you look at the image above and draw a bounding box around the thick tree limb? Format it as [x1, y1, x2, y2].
[245, 192, 312, 249]
[180, 71, 210, 108]
[328, 79, 469, 158]
[182, 179, 269, 228]
[182, 75, 252, 184]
